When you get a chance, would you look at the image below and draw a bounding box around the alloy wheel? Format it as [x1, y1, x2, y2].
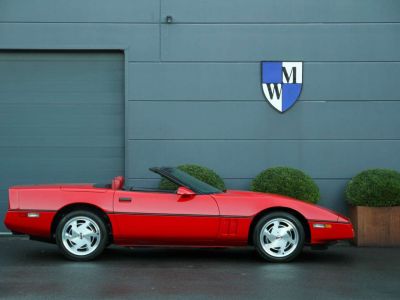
[259, 217, 299, 258]
[61, 216, 101, 256]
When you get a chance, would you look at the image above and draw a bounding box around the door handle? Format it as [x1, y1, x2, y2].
[119, 197, 132, 202]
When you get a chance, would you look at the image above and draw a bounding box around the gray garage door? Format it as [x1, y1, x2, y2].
[0, 51, 124, 231]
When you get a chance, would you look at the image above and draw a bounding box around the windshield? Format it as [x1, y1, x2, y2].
[153, 167, 223, 194]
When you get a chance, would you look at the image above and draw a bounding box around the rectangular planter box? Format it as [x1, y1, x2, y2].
[349, 206, 400, 246]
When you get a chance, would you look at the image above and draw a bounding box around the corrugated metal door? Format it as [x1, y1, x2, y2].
[0, 51, 124, 231]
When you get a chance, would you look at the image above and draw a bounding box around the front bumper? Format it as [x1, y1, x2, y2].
[309, 220, 354, 244]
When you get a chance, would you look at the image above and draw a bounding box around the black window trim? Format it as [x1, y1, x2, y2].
[149, 167, 218, 195]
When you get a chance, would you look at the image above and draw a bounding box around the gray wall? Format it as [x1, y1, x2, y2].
[1, 0, 400, 215]
[0, 51, 125, 231]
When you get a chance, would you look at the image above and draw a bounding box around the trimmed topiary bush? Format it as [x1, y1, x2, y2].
[345, 169, 400, 207]
[159, 164, 226, 191]
[251, 167, 320, 204]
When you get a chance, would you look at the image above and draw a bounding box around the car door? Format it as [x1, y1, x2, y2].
[112, 189, 220, 245]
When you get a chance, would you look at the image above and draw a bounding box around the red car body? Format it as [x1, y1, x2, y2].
[4, 179, 354, 248]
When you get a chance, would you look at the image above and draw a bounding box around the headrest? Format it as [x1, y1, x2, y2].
[112, 176, 124, 190]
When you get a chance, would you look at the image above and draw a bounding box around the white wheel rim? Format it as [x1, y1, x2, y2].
[260, 218, 299, 258]
[62, 216, 101, 256]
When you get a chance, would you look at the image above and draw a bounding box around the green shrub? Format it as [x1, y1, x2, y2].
[251, 167, 320, 204]
[345, 169, 400, 207]
[159, 164, 226, 191]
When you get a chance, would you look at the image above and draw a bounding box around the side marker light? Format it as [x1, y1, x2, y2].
[27, 212, 40, 218]
[313, 223, 332, 229]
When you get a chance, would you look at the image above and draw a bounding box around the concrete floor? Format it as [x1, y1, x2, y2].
[0, 237, 399, 300]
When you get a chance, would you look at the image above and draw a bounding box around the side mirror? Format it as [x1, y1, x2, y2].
[176, 186, 196, 197]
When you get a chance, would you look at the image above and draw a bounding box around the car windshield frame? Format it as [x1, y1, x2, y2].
[150, 167, 224, 195]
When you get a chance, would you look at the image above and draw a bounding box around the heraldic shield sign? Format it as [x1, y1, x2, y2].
[261, 62, 303, 112]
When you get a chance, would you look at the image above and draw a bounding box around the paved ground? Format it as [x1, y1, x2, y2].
[0, 237, 399, 300]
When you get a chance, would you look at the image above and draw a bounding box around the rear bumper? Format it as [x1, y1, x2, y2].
[309, 220, 354, 244]
[4, 210, 55, 239]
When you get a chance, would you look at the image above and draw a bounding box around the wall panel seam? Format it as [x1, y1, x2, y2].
[0, 21, 158, 24]
[2, 22, 398, 25]
[126, 177, 351, 180]
[127, 61, 400, 63]
[160, 22, 400, 25]
[126, 100, 400, 102]
[126, 139, 400, 141]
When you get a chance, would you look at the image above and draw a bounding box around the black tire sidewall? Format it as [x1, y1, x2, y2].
[253, 212, 305, 263]
[56, 210, 108, 261]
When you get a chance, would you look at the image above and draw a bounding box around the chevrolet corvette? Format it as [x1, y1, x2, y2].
[4, 167, 354, 262]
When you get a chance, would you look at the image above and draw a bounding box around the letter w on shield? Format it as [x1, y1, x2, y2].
[261, 61, 303, 112]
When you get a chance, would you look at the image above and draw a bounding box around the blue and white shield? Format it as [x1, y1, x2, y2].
[261, 61, 303, 113]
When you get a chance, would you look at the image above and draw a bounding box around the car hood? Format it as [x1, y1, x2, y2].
[214, 190, 350, 223]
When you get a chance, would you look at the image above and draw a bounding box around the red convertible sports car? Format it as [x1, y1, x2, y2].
[4, 167, 354, 262]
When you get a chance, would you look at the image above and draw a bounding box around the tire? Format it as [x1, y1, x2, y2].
[253, 212, 305, 263]
[55, 210, 108, 261]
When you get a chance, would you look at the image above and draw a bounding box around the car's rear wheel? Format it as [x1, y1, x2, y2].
[56, 210, 108, 261]
[253, 212, 305, 262]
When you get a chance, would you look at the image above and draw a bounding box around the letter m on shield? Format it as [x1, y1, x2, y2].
[261, 61, 303, 112]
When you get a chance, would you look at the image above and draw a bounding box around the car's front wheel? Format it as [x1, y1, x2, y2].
[56, 210, 108, 261]
[253, 212, 305, 262]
